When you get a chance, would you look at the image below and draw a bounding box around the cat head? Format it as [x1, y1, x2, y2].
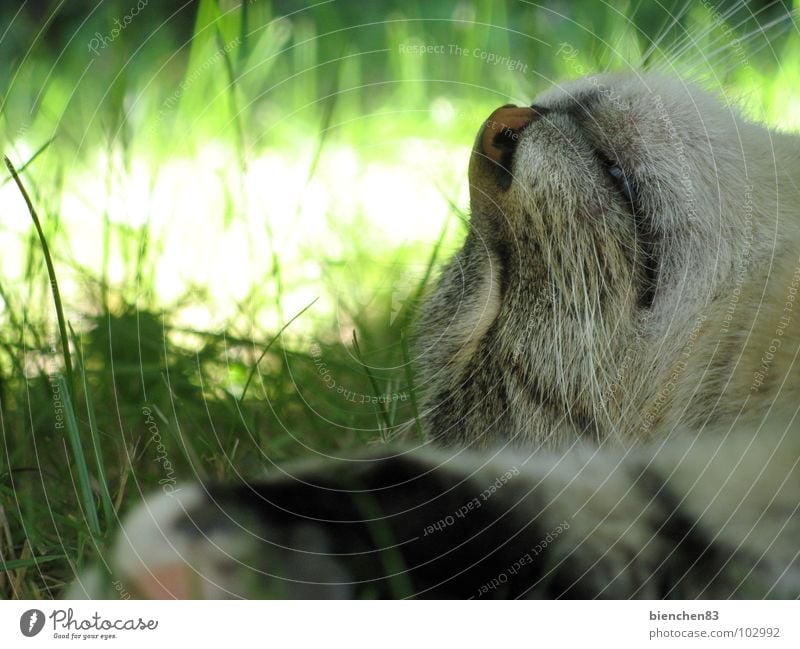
[415, 72, 783, 447]
[468, 73, 763, 327]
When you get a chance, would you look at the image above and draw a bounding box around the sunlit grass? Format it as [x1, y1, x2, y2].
[3, 136, 468, 333]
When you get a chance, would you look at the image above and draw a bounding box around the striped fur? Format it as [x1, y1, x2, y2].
[79, 408, 798, 598]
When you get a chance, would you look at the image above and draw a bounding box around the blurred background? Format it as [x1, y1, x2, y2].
[0, 0, 798, 598]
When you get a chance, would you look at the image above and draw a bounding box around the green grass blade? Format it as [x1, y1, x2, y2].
[57, 375, 101, 538]
[0, 136, 56, 187]
[238, 296, 319, 404]
[351, 329, 392, 437]
[400, 329, 423, 442]
[0, 554, 66, 573]
[395, 212, 451, 330]
[70, 324, 115, 530]
[4, 156, 74, 397]
[350, 490, 414, 599]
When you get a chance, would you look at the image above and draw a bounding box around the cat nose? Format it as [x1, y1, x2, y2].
[480, 104, 546, 168]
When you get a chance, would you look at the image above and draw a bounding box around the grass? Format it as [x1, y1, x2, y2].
[1, 0, 799, 599]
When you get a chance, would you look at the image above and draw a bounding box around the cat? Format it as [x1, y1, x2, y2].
[70, 70, 800, 600]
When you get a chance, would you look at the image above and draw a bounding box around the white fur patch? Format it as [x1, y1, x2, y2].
[113, 485, 205, 578]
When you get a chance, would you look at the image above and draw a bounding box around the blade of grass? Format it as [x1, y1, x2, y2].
[0, 287, 27, 380]
[297, 66, 338, 207]
[0, 136, 56, 187]
[350, 490, 414, 599]
[399, 329, 423, 442]
[351, 329, 391, 435]
[238, 296, 319, 404]
[213, 22, 248, 226]
[394, 210, 451, 330]
[5, 156, 74, 397]
[238, 0, 249, 67]
[58, 375, 101, 538]
[0, 554, 66, 573]
[70, 324, 114, 530]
